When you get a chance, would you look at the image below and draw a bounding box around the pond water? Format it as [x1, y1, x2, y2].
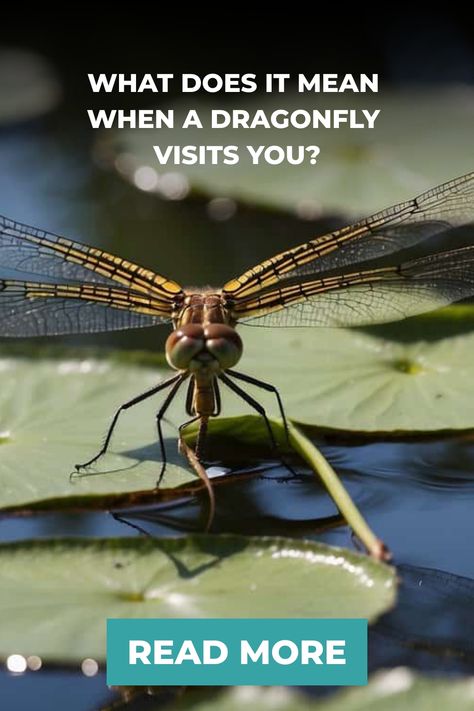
[0, 118, 473, 710]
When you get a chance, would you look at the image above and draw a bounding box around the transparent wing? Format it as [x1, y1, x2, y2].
[223, 172, 474, 299]
[0, 280, 170, 336]
[234, 247, 474, 328]
[0, 215, 184, 300]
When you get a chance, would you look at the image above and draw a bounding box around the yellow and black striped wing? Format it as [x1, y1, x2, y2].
[223, 172, 474, 302]
[0, 216, 184, 336]
[223, 172, 474, 328]
[231, 248, 474, 328]
[0, 281, 175, 336]
[0, 215, 183, 299]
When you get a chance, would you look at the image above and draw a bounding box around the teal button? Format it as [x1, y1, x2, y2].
[107, 618, 367, 686]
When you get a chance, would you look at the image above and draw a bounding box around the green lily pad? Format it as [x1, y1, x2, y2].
[0, 535, 396, 663]
[2, 306, 474, 513]
[108, 89, 474, 214]
[0, 353, 196, 511]
[226, 314, 474, 433]
[156, 672, 474, 710]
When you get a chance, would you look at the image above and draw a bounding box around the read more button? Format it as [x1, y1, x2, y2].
[107, 619, 367, 686]
[130, 638, 347, 666]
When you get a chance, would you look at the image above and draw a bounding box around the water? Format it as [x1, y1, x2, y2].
[0, 117, 473, 710]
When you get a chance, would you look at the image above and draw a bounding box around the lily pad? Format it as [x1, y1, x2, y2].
[0, 535, 396, 663]
[0, 353, 196, 511]
[108, 89, 474, 214]
[157, 672, 474, 710]
[225, 314, 474, 433]
[2, 306, 474, 514]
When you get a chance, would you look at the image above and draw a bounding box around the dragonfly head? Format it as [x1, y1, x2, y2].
[165, 323, 243, 373]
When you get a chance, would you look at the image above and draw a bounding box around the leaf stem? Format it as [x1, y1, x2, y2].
[288, 422, 391, 561]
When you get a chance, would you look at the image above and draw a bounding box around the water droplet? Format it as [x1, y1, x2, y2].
[295, 200, 321, 220]
[27, 655, 42, 671]
[133, 165, 159, 192]
[6, 654, 27, 673]
[81, 658, 99, 676]
[159, 172, 189, 200]
[207, 197, 237, 221]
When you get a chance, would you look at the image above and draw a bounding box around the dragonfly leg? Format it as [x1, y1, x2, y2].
[225, 369, 290, 444]
[75, 373, 182, 472]
[184, 378, 220, 418]
[111, 512, 151, 537]
[185, 378, 195, 416]
[219, 372, 278, 452]
[178, 416, 200, 440]
[213, 378, 222, 416]
[156, 376, 186, 486]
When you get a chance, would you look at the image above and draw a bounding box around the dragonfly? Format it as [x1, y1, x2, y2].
[0, 171, 473, 482]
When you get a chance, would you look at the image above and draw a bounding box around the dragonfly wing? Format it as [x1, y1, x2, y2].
[0, 280, 170, 336]
[0, 215, 184, 302]
[234, 247, 474, 328]
[223, 172, 474, 299]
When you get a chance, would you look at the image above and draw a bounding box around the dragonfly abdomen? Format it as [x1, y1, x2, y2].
[193, 373, 217, 417]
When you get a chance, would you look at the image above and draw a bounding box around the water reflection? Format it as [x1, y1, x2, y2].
[0, 668, 114, 711]
[1, 433, 473, 678]
[318, 437, 474, 579]
[2, 435, 474, 570]
[2, 436, 474, 580]
[324, 438, 474, 488]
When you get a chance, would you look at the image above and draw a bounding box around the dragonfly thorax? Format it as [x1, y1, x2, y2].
[165, 323, 243, 374]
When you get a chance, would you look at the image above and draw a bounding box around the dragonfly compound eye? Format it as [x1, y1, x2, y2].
[204, 324, 243, 370]
[166, 324, 205, 370]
